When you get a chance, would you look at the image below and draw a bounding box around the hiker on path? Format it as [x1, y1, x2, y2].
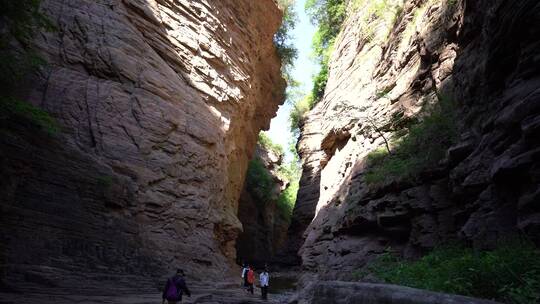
[162, 269, 191, 304]
[241, 262, 249, 288]
[259, 268, 270, 300]
[247, 265, 255, 294]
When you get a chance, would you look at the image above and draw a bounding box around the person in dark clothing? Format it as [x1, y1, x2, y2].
[162, 269, 191, 304]
[241, 262, 249, 288]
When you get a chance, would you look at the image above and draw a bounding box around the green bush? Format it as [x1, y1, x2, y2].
[275, 0, 298, 84]
[0, 0, 58, 135]
[96, 175, 113, 189]
[0, 0, 53, 92]
[0, 0, 53, 42]
[364, 95, 458, 184]
[306, 0, 347, 105]
[289, 93, 315, 135]
[276, 143, 301, 220]
[258, 132, 285, 157]
[362, 240, 540, 303]
[0, 97, 59, 135]
[246, 140, 301, 222]
[277, 178, 299, 220]
[312, 60, 330, 100]
[246, 158, 275, 202]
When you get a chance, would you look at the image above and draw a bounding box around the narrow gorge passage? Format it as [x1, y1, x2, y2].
[1, 0, 539, 304]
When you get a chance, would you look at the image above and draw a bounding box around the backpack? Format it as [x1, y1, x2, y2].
[165, 277, 181, 301]
[247, 269, 255, 284]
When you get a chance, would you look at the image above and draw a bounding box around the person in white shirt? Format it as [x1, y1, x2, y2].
[259, 268, 269, 300]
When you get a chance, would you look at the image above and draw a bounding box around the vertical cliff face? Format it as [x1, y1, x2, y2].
[236, 144, 290, 266]
[289, 0, 540, 281]
[0, 0, 284, 290]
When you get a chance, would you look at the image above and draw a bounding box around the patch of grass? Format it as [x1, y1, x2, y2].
[360, 240, 540, 303]
[96, 175, 113, 189]
[364, 95, 458, 185]
[355, 0, 404, 42]
[0, 97, 59, 135]
[375, 87, 392, 99]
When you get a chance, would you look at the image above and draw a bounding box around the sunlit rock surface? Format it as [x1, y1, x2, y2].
[0, 0, 284, 291]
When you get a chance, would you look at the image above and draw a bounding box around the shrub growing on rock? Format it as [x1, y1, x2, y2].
[360, 239, 540, 304]
[364, 95, 458, 184]
[0, 0, 58, 135]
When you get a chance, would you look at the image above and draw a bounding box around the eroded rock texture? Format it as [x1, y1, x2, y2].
[236, 145, 290, 267]
[293, 281, 500, 304]
[0, 0, 284, 291]
[287, 0, 540, 281]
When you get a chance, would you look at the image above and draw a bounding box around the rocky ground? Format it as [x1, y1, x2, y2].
[0, 281, 500, 304]
[0, 282, 292, 304]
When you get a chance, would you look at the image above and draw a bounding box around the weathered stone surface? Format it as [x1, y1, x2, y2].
[291, 281, 501, 304]
[0, 0, 284, 292]
[287, 0, 540, 282]
[0, 281, 293, 303]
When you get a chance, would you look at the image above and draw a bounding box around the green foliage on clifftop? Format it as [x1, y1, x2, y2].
[306, 0, 346, 102]
[361, 240, 540, 304]
[275, 0, 299, 84]
[364, 95, 458, 184]
[287, 0, 347, 135]
[289, 93, 315, 135]
[258, 132, 285, 158]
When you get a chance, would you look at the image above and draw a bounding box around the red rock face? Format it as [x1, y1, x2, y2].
[287, 0, 540, 281]
[0, 0, 284, 291]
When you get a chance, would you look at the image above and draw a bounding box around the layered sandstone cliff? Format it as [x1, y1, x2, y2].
[0, 0, 284, 291]
[288, 0, 540, 281]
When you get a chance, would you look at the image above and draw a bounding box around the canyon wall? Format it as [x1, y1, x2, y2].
[288, 0, 540, 281]
[0, 0, 284, 291]
[236, 144, 290, 267]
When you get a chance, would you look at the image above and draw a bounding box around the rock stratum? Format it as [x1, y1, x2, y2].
[0, 0, 284, 292]
[292, 281, 500, 304]
[287, 0, 540, 281]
